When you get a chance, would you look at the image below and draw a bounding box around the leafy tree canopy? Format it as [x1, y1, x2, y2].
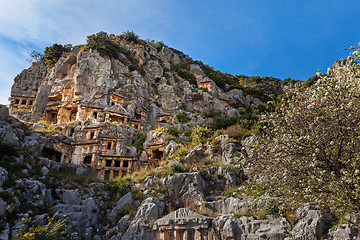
[43, 43, 71, 68]
[86, 31, 121, 58]
[254, 69, 360, 212]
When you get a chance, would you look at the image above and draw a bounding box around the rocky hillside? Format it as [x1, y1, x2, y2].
[1, 31, 359, 239]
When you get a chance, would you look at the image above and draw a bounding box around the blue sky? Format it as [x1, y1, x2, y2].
[1, 0, 360, 105]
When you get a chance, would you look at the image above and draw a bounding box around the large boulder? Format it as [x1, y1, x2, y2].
[184, 144, 203, 163]
[0, 167, 8, 187]
[0, 125, 20, 146]
[287, 204, 328, 240]
[165, 172, 205, 208]
[0, 106, 9, 121]
[163, 140, 177, 158]
[328, 223, 358, 240]
[200, 166, 243, 195]
[108, 192, 133, 222]
[58, 189, 81, 205]
[204, 197, 254, 215]
[214, 215, 291, 240]
[121, 219, 155, 240]
[135, 197, 165, 223]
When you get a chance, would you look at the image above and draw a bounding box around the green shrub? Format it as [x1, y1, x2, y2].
[210, 116, 237, 130]
[266, 202, 281, 217]
[176, 112, 191, 124]
[110, 177, 133, 197]
[171, 64, 197, 85]
[43, 44, 71, 68]
[16, 212, 68, 240]
[133, 132, 147, 151]
[121, 30, 139, 43]
[191, 125, 211, 145]
[184, 129, 192, 137]
[86, 31, 121, 58]
[154, 41, 165, 52]
[166, 126, 180, 137]
[168, 161, 184, 174]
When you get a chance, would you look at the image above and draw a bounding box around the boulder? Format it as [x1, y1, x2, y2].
[163, 140, 177, 158]
[144, 60, 163, 81]
[214, 215, 291, 240]
[205, 197, 253, 215]
[117, 214, 132, 233]
[0, 106, 9, 121]
[200, 166, 242, 195]
[287, 204, 328, 240]
[15, 179, 47, 206]
[0, 222, 10, 240]
[135, 198, 165, 223]
[0, 197, 7, 217]
[0, 167, 8, 187]
[41, 166, 49, 176]
[108, 192, 133, 222]
[58, 189, 81, 205]
[328, 223, 358, 240]
[0, 125, 20, 146]
[227, 108, 240, 118]
[82, 197, 99, 225]
[165, 172, 205, 208]
[184, 145, 203, 163]
[121, 219, 155, 240]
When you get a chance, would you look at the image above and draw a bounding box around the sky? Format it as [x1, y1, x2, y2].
[1, 0, 360, 105]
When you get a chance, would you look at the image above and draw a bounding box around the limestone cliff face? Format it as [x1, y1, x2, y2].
[10, 37, 262, 126]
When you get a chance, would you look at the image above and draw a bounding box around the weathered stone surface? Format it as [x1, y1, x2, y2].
[165, 172, 205, 208]
[163, 140, 178, 158]
[82, 197, 99, 225]
[189, 64, 205, 76]
[205, 197, 253, 215]
[135, 197, 165, 223]
[0, 124, 20, 146]
[15, 179, 47, 207]
[0, 197, 7, 217]
[286, 204, 327, 240]
[227, 108, 240, 117]
[117, 214, 132, 233]
[41, 166, 49, 176]
[108, 192, 133, 222]
[0, 167, 8, 187]
[144, 60, 163, 81]
[0, 106, 9, 121]
[121, 219, 155, 240]
[200, 166, 242, 196]
[58, 189, 81, 205]
[0, 222, 10, 240]
[184, 144, 203, 163]
[143, 131, 166, 150]
[214, 215, 291, 240]
[328, 223, 358, 240]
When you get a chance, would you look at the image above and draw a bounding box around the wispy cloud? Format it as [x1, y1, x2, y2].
[0, 0, 172, 105]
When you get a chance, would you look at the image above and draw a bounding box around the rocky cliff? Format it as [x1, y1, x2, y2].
[1, 32, 358, 239]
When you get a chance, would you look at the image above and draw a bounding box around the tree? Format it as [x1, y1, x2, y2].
[86, 31, 121, 58]
[43, 43, 71, 68]
[121, 30, 139, 43]
[254, 67, 360, 212]
[26, 50, 43, 64]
